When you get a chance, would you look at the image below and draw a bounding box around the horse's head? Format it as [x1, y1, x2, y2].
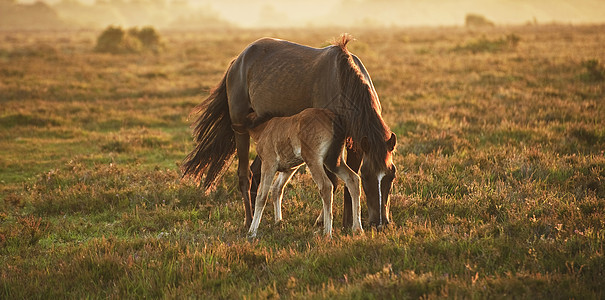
[360, 132, 396, 226]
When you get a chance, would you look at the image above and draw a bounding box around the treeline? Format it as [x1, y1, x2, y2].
[0, 0, 233, 30]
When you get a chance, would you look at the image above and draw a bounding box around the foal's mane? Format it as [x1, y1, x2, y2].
[333, 34, 391, 166]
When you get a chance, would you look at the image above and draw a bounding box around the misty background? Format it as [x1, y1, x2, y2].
[2, 0, 605, 30]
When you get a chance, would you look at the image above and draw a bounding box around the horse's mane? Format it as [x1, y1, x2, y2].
[334, 33, 354, 52]
[333, 34, 391, 166]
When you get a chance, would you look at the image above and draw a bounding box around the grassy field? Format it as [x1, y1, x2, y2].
[1, 25, 604, 298]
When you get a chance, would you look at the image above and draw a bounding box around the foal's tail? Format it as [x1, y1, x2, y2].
[182, 64, 235, 190]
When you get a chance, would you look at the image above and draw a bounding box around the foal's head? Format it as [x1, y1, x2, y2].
[360, 132, 397, 227]
[231, 111, 269, 140]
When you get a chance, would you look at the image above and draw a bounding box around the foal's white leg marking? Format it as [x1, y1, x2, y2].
[377, 172, 385, 225]
[272, 169, 297, 223]
[323, 191, 333, 237]
[248, 168, 276, 237]
[272, 172, 286, 223]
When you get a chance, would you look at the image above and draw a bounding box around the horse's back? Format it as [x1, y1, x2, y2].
[247, 37, 328, 56]
[227, 39, 341, 118]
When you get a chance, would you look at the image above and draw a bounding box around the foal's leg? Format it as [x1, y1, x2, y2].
[270, 168, 297, 223]
[330, 157, 363, 233]
[343, 149, 362, 229]
[306, 162, 334, 237]
[248, 163, 277, 238]
[314, 168, 337, 227]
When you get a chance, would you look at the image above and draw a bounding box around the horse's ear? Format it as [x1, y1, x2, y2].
[386, 133, 397, 151]
[361, 136, 370, 153]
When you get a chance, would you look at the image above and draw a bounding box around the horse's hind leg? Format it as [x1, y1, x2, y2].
[250, 156, 262, 212]
[271, 168, 297, 223]
[227, 63, 254, 228]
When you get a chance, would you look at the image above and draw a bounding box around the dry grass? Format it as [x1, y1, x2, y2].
[0, 25, 604, 298]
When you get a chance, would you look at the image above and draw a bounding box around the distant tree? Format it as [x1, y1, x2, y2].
[0, 0, 66, 30]
[129, 26, 161, 50]
[95, 25, 163, 54]
[465, 13, 495, 28]
[95, 26, 142, 54]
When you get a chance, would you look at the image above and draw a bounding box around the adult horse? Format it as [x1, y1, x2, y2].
[182, 34, 396, 229]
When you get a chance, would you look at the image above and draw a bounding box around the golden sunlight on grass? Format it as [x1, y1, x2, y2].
[1, 24, 604, 298]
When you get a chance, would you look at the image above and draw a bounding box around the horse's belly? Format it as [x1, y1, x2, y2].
[251, 94, 311, 117]
[247, 57, 326, 116]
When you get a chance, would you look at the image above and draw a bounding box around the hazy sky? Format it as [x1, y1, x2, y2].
[15, 0, 605, 28]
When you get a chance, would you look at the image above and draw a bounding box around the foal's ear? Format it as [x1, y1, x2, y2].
[386, 133, 397, 151]
[246, 112, 258, 122]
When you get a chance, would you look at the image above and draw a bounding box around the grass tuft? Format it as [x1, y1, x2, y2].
[453, 34, 520, 53]
[0, 113, 60, 128]
[580, 59, 605, 82]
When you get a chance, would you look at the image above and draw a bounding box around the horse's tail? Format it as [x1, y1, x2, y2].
[182, 64, 235, 190]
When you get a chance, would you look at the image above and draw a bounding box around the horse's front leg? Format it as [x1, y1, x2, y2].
[234, 131, 253, 228]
